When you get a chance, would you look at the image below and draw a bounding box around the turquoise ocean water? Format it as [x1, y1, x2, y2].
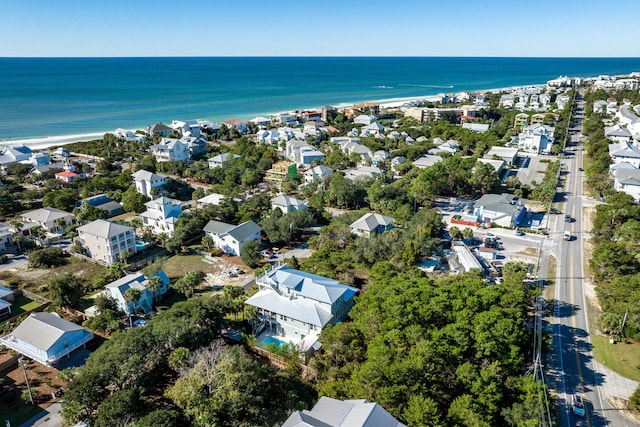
[1, 57, 640, 143]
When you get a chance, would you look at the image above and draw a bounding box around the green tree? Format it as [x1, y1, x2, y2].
[240, 240, 260, 268]
[449, 226, 462, 240]
[121, 186, 150, 213]
[48, 273, 83, 308]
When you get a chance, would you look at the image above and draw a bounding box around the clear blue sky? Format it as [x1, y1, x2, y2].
[2, 0, 639, 57]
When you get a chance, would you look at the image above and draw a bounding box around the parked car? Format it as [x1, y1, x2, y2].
[565, 214, 572, 223]
[515, 229, 525, 236]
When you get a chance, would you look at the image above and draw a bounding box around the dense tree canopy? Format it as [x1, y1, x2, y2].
[312, 267, 541, 426]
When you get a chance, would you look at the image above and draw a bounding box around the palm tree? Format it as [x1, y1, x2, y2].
[123, 287, 141, 328]
[31, 226, 47, 247]
[10, 220, 24, 253]
[147, 276, 162, 305]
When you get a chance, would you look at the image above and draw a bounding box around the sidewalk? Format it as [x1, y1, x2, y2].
[19, 401, 62, 427]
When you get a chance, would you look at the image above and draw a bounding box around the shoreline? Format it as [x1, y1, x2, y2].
[0, 82, 554, 151]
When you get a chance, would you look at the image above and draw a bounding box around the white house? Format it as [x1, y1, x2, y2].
[605, 124, 633, 143]
[271, 195, 307, 214]
[0, 312, 94, 367]
[472, 193, 527, 228]
[345, 165, 382, 182]
[245, 265, 358, 351]
[250, 116, 271, 127]
[610, 163, 640, 202]
[208, 153, 240, 169]
[21, 207, 75, 234]
[170, 120, 201, 137]
[150, 138, 190, 164]
[515, 124, 555, 154]
[257, 129, 279, 145]
[272, 113, 298, 126]
[304, 165, 334, 183]
[149, 123, 173, 137]
[353, 114, 377, 125]
[282, 397, 406, 427]
[412, 154, 443, 169]
[609, 141, 640, 168]
[139, 197, 182, 237]
[0, 145, 33, 167]
[114, 128, 145, 142]
[222, 119, 249, 134]
[203, 220, 262, 256]
[77, 220, 136, 265]
[350, 213, 394, 238]
[131, 169, 168, 198]
[197, 193, 228, 209]
[484, 146, 518, 165]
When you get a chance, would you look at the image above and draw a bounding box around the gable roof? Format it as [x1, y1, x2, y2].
[226, 220, 261, 241]
[271, 195, 306, 208]
[150, 123, 172, 132]
[350, 213, 394, 233]
[609, 141, 640, 159]
[22, 207, 73, 223]
[131, 169, 167, 182]
[77, 219, 134, 239]
[7, 312, 90, 354]
[265, 265, 355, 305]
[281, 396, 406, 427]
[474, 193, 526, 216]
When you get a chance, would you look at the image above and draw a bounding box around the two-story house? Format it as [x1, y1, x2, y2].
[76, 220, 136, 265]
[131, 169, 168, 198]
[208, 153, 240, 169]
[245, 265, 358, 352]
[21, 207, 75, 234]
[349, 213, 394, 238]
[104, 271, 170, 314]
[139, 197, 182, 237]
[203, 219, 262, 256]
[150, 138, 190, 164]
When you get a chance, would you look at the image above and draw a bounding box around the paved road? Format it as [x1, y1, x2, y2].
[550, 91, 639, 427]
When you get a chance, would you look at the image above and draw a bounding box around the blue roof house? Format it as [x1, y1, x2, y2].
[104, 271, 169, 314]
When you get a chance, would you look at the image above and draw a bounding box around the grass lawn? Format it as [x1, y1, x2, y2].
[591, 335, 640, 382]
[11, 296, 42, 316]
[0, 404, 43, 426]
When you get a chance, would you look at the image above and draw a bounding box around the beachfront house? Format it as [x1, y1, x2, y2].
[132, 169, 168, 198]
[0, 312, 94, 367]
[77, 219, 136, 265]
[0, 145, 33, 168]
[21, 207, 75, 234]
[203, 219, 262, 256]
[170, 120, 201, 137]
[150, 138, 190, 164]
[245, 265, 358, 356]
[350, 213, 394, 238]
[139, 196, 182, 237]
[222, 119, 249, 134]
[149, 123, 173, 138]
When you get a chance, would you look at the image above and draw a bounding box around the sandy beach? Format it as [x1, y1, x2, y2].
[0, 82, 550, 151]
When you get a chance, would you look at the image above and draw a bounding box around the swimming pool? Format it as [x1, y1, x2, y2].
[261, 336, 289, 349]
[135, 240, 149, 250]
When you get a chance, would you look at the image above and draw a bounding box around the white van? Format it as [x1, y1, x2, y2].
[564, 231, 572, 241]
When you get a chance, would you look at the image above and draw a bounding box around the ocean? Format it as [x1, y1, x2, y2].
[2, 57, 640, 145]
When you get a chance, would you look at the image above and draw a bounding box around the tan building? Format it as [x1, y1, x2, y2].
[344, 102, 380, 119]
[77, 219, 136, 265]
[264, 161, 297, 189]
[514, 113, 529, 129]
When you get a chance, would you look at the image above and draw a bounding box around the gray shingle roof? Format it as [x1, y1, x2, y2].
[22, 207, 73, 224]
[8, 312, 87, 353]
[203, 220, 235, 235]
[350, 213, 394, 233]
[227, 220, 261, 241]
[77, 219, 134, 239]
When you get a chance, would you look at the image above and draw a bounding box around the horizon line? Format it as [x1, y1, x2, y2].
[1, 55, 640, 60]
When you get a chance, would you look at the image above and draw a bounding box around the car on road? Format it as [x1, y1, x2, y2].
[515, 229, 525, 236]
[565, 214, 572, 223]
[571, 394, 585, 417]
[564, 231, 572, 241]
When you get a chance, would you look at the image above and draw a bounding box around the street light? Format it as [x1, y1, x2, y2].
[17, 357, 34, 405]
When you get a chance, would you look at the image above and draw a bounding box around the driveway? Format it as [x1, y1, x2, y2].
[0, 254, 28, 272]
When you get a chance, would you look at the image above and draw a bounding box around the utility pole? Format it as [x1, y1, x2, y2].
[18, 358, 34, 405]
